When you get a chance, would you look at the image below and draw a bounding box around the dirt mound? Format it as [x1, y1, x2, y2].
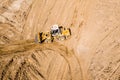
[0, 40, 82, 80]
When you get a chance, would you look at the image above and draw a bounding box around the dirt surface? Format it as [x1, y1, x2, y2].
[0, 40, 82, 80]
[0, 0, 120, 80]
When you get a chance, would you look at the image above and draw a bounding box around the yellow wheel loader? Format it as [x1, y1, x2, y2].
[35, 25, 71, 43]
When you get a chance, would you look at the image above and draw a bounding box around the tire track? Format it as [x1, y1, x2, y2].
[1, 58, 13, 80]
[0, 42, 83, 80]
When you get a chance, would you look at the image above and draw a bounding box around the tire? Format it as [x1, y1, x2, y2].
[68, 28, 71, 35]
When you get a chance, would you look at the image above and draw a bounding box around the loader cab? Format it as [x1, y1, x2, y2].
[51, 24, 61, 36]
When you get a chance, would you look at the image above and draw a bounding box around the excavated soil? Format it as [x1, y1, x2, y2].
[0, 0, 120, 80]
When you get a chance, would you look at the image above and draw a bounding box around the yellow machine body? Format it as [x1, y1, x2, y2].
[35, 26, 71, 43]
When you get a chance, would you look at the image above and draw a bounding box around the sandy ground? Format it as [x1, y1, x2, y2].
[0, 40, 82, 80]
[0, 0, 120, 80]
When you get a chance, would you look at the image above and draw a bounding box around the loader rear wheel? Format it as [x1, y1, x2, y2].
[68, 28, 71, 35]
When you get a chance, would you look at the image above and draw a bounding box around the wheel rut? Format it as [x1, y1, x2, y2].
[0, 41, 83, 80]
